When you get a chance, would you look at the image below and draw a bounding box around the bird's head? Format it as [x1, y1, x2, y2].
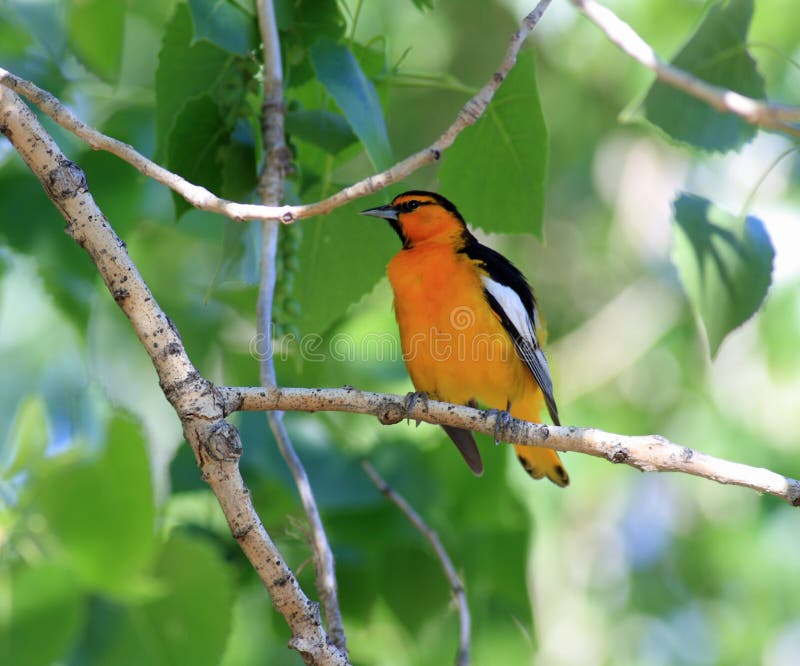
[360, 191, 467, 248]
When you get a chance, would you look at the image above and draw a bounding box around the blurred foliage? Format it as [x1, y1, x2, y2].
[1, 0, 799, 665]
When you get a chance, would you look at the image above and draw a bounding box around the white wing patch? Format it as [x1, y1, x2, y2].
[481, 276, 535, 346]
[480, 275, 557, 419]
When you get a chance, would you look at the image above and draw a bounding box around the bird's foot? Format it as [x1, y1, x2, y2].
[404, 391, 430, 427]
[487, 402, 514, 445]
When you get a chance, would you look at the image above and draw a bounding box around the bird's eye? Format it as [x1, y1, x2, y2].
[401, 200, 420, 213]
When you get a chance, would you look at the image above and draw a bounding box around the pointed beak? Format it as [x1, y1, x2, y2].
[360, 204, 398, 221]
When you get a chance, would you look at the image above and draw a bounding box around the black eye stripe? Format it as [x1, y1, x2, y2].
[397, 200, 435, 213]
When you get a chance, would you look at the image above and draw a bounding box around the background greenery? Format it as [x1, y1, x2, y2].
[1, 0, 799, 664]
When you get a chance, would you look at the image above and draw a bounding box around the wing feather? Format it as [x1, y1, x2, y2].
[459, 237, 560, 424]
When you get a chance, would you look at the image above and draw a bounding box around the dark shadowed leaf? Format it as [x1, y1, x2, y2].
[167, 96, 229, 218]
[220, 119, 258, 202]
[438, 50, 548, 237]
[286, 110, 358, 155]
[280, 0, 345, 45]
[672, 193, 774, 355]
[87, 534, 234, 665]
[310, 39, 393, 170]
[188, 0, 257, 55]
[639, 0, 765, 152]
[156, 4, 235, 158]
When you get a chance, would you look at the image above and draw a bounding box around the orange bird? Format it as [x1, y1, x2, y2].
[361, 191, 568, 486]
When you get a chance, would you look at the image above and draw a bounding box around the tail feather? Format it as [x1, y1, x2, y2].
[514, 444, 569, 487]
[442, 425, 484, 476]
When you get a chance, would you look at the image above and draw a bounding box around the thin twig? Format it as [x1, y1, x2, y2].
[0, 0, 556, 223]
[569, 0, 800, 139]
[0, 85, 348, 666]
[255, 0, 348, 655]
[362, 461, 471, 666]
[219, 385, 800, 507]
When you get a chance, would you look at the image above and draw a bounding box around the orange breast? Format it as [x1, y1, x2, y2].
[387, 243, 544, 419]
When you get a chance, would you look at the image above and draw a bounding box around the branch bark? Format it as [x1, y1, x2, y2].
[256, 0, 348, 655]
[0, 0, 556, 223]
[362, 462, 471, 666]
[0, 84, 347, 666]
[569, 0, 800, 139]
[219, 385, 800, 507]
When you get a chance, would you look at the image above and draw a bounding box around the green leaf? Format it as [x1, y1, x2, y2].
[156, 3, 235, 158]
[292, 199, 397, 336]
[672, 193, 774, 355]
[438, 49, 548, 237]
[280, 0, 345, 45]
[639, 0, 765, 152]
[759, 282, 800, 379]
[89, 533, 235, 666]
[67, 0, 125, 82]
[286, 110, 358, 155]
[7, 0, 67, 60]
[310, 38, 393, 170]
[2, 395, 49, 478]
[205, 220, 260, 307]
[220, 120, 258, 202]
[0, 171, 97, 328]
[167, 96, 229, 218]
[188, 0, 257, 55]
[0, 563, 84, 666]
[34, 414, 156, 594]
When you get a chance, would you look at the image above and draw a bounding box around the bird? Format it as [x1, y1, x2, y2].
[361, 191, 568, 487]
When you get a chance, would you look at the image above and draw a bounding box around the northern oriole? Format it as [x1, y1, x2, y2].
[361, 191, 568, 487]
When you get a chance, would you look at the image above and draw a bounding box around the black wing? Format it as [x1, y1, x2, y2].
[461, 238, 560, 425]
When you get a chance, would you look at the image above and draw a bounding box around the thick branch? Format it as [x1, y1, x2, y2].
[570, 0, 800, 139]
[362, 462, 471, 666]
[219, 386, 800, 507]
[0, 0, 555, 223]
[256, 0, 348, 655]
[0, 85, 347, 666]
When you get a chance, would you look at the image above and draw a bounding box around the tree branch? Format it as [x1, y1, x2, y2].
[362, 462, 471, 666]
[569, 0, 800, 139]
[255, 0, 348, 655]
[218, 386, 800, 507]
[0, 0, 556, 223]
[0, 85, 348, 666]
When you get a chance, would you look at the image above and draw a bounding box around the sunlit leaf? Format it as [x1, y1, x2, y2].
[759, 281, 800, 379]
[67, 0, 125, 82]
[292, 199, 397, 337]
[439, 50, 548, 237]
[672, 193, 774, 355]
[0, 563, 84, 666]
[34, 414, 156, 593]
[639, 0, 765, 152]
[2, 395, 49, 477]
